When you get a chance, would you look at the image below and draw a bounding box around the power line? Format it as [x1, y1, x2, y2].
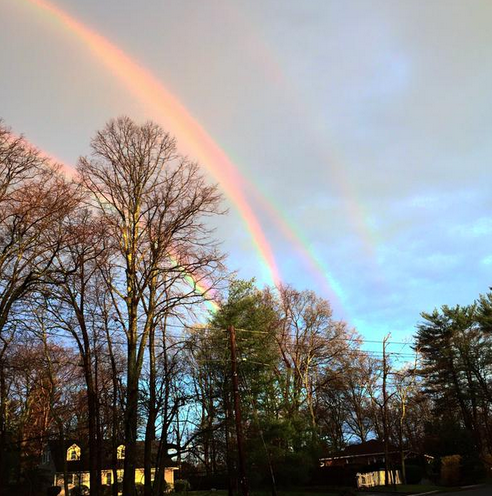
[36, 330, 417, 362]
[33, 326, 416, 355]
[185, 325, 413, 346]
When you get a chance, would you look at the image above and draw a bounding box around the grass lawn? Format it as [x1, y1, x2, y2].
[363, 484, 443, 493]
[186, 490, 345, 496]
[185, 486, 457, 496]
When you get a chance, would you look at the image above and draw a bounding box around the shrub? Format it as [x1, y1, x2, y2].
[274, 452, 312, 487]
[100, 485, 113, 496]
[405, 464, 423, 484]
[174, 479, 191, 493]
[47, 487, 61, 496]
[135, 483, 145, 496]
[70, 485, 89, 496]
[483, 452, 492, 474]
[441, 455, 462, 486]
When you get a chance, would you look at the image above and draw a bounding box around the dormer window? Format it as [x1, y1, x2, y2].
[67, 444, 81, 461]
[117, 444, 125, 460]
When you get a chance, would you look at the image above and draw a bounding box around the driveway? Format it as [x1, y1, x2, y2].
[436, 486, 490, 496]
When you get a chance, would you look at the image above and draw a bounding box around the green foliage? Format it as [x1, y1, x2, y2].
[416, 300, 492, 454]
[210, 279, 276, 329]
[188, 278, 363, 487]
[423, 417, 475, 458]
[210, 279, 279, 382]
[477, 292, 492, 334]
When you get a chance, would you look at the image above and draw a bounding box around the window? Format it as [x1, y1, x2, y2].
[67, 444, 81, 461]
[106, 472, 112, 485]
[117, 444, 125, 460]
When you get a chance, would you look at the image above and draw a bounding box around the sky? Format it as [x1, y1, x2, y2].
[1, 0, 492, 346]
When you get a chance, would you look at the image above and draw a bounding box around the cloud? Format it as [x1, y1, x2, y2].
[451, 217, 492, 238]
[481, 255, 492, 266]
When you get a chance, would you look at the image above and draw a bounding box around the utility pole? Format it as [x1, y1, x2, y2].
[382, 334, 390, 487]
[229, 325, 249, 496]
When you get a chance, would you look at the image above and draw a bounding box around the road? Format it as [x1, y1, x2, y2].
[363, 485, 491, 496]
[437, 486, 491, 496]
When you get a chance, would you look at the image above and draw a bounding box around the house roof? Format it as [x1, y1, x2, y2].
[321, 440, 400, 461]
[46, 440, 175, 472]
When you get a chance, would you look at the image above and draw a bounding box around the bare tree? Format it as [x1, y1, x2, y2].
[78, 116, 224, 496]
[275, 286, 356, 431]
[0, 121, 80, 480]
[393, 360, 418, 485]
[43, 209, 111, 496]
[4, 332, 83, 494]
[341, 353, 379, 444]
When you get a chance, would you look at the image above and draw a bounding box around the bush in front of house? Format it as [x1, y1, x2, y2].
[405, 464, 423, 484]
[174, 479, 191, 492]
[69, 485, 89, 496]
[100, 485, 113, 496]
[440, 455, 462, 486]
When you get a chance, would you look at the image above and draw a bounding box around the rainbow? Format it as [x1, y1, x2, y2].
[23, 0, 281, 289]
[181, 273, 220, 314]
[21, 0, 350, 316]
[165, 251, 221, 313]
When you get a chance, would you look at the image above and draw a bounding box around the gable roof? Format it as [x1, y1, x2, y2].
[322, 440, 400, 461]
[46, 439, 91, 472]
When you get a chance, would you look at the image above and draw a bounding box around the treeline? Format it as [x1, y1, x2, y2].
[1, 117, 492, 495]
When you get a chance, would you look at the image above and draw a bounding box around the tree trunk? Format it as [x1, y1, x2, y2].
[229, 326, 249, 496]
[0, 357, 6, 490]
[86, 364, 101, 496]
[144, 326, 157, 496]
[123, 340, 139, 496]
